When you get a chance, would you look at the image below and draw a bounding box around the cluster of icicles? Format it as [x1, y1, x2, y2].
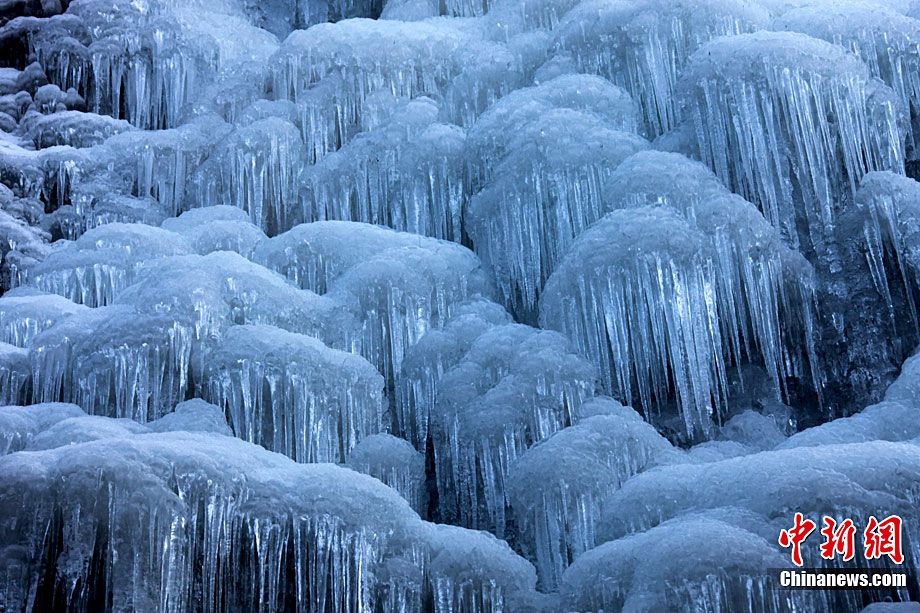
[2, 0, 920, 610]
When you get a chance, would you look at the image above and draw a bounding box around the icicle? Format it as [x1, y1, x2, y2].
[430, 324, 597, 536]
[467, 110, 648, 320]
[680, 31, 905, 250]
[540, 207, 725, 441]
[0, 342, 30, 405]
[396, 300, 511, 449]
[507, 399, 675, 590]
[603, 150, 821, 408]
[303, 98, 467, 241]
[202, 324, 384, 463]
[555, 0, 768, 137]
[852, 171, 920, 333]
[777, 3, 920, 158]
[190, 117, 307, 236]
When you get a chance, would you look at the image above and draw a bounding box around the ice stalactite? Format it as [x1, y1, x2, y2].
[303, 98, 467, 241]
[563, 515, 813, 613]
[430, 324, 597, 536]
[102, 114, 233, 216]
[190, 117, 306, 235]
[0, 342, 30, 404]
[396, 300, 511, 449]
[466, 110, 647, 320]
[202, 324, 384, 463]
[850, 171, 920, 334]
[0, 425, 539, 613]
[507, 397, 676, 590]
[29, 305, 197, 421]
[554, 0, 768, 138]
[346, 433, 426, 513]
[777, 3, 920, 158]
[22, 222, 192, 306]
[680, 31, 904, 250]
[603, 150, 822, 407]
[0, 288, 88, 346]
[540, 206, 727, 440]
[269, 19, 522, 131]
[328, 244, 494, 389]
[465, 74, 641, 192]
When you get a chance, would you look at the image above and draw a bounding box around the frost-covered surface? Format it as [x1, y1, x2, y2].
[2, 0, 920, 609]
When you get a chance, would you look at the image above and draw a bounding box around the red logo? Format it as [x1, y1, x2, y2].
[779, 512, 816, 567]
[779, 514, 904, 567]
[864, 515, 904, 565]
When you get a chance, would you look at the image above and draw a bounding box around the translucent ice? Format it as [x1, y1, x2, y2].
[507, 398, 675, 589]
[681, 31, 905, 248]
[467, 110, 648, 319]
[555, 0, 768, 137]
[346, 433, 426, 513]
[202, 324, 384, 463]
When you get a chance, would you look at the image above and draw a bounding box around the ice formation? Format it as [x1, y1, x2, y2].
[467, 110, 648, 319]
[302, 98, 467, 241]
[202, 324, 384, 463]
[554, 0, 768, 137]
[507, 397, 676, 590]
[429, 322, 597, 535]
[21, 222, 191, 306]
[2, 0, 920, 609]
[680, 31, 904, 248]
[0, 426, 540, 612]
[776, 3, 920, 157]
[346, 433, 426, 513]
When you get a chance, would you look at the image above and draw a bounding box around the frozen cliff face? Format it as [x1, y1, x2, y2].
[2, 0, 920, 609]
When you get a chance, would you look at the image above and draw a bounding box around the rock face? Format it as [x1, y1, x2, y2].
[0, 0, 919, 610]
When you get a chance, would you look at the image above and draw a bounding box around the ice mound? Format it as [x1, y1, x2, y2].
[681, 31, 904, 249]
[115, 251, 358, 351]
[776, 2, 920, 157]
[0, 426, 538, 612]
[0, 402, 84, 455]
[467, 110, 648, 319]
[562, 514, 806, 612]
[257, 221, 493, 386]
[191, 117, 306, 235]
[22, 110, 133, 149]
[202, 324, 384, 463]
[162, 206, 267, 257]
[0, 288, 88, 346]
[302, 97, 466, 241]
[507, 397, 676, 589]
[270, 19, 522, 129]
[396, 299, 512, 448]
[555, 0, 768, 137]
[465, 74, 642, 190]
[429, 322, 597, 536]
[22, 222, 191, 306]
[346, 433, 426, 513]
